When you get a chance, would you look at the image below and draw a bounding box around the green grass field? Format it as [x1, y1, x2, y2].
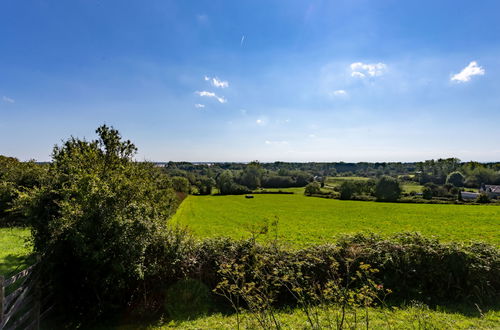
[153, 306, 500, 329]
[172, 191, 500, 247]
[0, 227, 32, 276]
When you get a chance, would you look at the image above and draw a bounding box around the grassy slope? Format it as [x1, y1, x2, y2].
[0, 227, 32, 277]
[172, 192, 500, 247]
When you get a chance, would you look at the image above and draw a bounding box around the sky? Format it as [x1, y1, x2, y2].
[1, 0, 499, 162]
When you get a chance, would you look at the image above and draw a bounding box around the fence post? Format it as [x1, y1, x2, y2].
[0, 275, 4, 327]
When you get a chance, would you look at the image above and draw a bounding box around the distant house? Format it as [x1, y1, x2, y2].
[480, 184, 500, 199]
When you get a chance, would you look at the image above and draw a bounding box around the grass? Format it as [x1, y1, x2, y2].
[172, 191, 500, 247]
[0, 227, 32, 277]
[325, 176, 424, 193]
[105, 304, 500, 329]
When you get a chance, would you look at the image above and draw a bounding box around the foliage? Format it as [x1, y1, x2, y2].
[196, 176, 216, 195]
[476, 193, 490, 203]
[304, 181, 321, 195]
[172, 176, 191, 193]
[446, 171, 465, 187]
[15, 125, 179, 317]
[338, 180, 375, 200]
[374, 176, 402, 202]
[0, 156, 48, 226]
[164, 278, 213, 320]
[216, 170, 251, 195]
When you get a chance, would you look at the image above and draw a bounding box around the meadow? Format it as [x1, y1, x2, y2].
[172, 190, 500, 247]
[0, 227, 32, 276]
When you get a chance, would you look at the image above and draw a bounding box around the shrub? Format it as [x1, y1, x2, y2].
[304, 182, 321, 195]
[16, 125, 179, 317]
[374, 176, 402, 202]
[476, 193, 490, 203]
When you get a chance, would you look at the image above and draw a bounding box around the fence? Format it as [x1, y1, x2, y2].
[0, 260, 53, 330]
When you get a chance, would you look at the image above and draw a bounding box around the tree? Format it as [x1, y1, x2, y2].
[339, 181, 356, 200]
[17, 125, 179, 316]
[304, 181, 321, 195]
[374, 176, 402, 202]
[216, 170, 250, 195]
[172, 176, 190, 193]
[240, 161, 262, 190]
[446, 171, 464, 187]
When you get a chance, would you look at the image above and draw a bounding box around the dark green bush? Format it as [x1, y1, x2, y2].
[375, 176, 402, 201]
[17, 126, 180, 317]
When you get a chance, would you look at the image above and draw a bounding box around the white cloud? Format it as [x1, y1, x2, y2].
[240, 109, 247, 115]
[2, 96, 15, 103]
[256, 119, 264, 125]
[204, 76, 229, 88]
[195, 91, 227, 103]
[240, 35, 245, 46]
[350, 62, 387, 78]
[451, 61, 485, 83]
[194, 104, 205, 108]
[331, 89, 347, 96]
[308, 134, 316, 138]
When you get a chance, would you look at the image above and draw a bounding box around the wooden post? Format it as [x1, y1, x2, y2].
[0, 275, 4, 327]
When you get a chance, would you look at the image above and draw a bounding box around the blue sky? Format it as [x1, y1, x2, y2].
[1, 0, 499, 162]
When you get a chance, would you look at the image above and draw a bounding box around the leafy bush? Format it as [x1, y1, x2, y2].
[164, 278, 213, 320]
[476, 193, 490, 203]
[304, 182, 321, 195]
[374, 176, 402, 202]
[16, 125, 180, 317]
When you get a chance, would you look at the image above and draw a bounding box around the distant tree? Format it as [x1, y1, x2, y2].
[240, 161, 262, 189]
[304, 181, 321, 195]
[374, 176, 402, 202]
[446, 171, 464, 187]
[172, 176, 190, 193]
[339, 181, 356, 200]
[197, 176, 215, 195]
[216, 170, 250, 195]
[422, 186, 433, 200]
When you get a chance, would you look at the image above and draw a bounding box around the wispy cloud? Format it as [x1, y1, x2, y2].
[205, 76, 229, 88]
[194, 103, 205, 108]
[195, 91, 227, 103]
[350, 62, 387, 78]
[240, 35, 245, 46]
[331, 89, 347, 96]
[451, 61, 485, 83]
[2, 96, 15, 103]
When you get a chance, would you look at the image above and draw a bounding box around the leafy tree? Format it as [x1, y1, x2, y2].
[16, 125, 179, 316]
[216, 170, 250, 195]
[339, 181, 356, 200]
[196, 176, 216, 195]
[240, 161, 262, 189]
[172, 176, 190, 193]
[304, 181, 321, 195]
[446, 171, 464, 187]
[422, 186, 433, 200]
[374, 176, 402, 202]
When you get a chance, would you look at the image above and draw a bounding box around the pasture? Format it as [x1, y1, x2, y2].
[0, 227, 32, 276]
[172, 191, 500, 247]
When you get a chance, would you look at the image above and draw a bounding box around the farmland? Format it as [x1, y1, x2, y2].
[0, 227, 32, 276]
[172, 190, 500, 247]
